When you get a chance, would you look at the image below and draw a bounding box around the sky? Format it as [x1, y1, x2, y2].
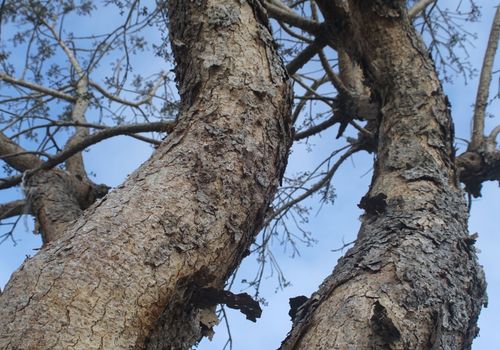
[0, 1, 498, 349]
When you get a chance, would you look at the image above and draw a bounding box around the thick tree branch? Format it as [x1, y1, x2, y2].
[489, 125, 500, 143]
[41, 18, 91, 179]
[64, 78, 91, 179]
[0, 175, 22, 190]
[286, 35, 328, 75]
[263, 0, 321, 35]
[294, 114, 340, 140]
[318, 49, 348, 94]
[0, 131, 43, 171]
[470, 6, 500, 150]
[0, 200, 27, 220]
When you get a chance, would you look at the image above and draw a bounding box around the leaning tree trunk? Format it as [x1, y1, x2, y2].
[0, 1, 292, 349]
[281, 1, 486, 349]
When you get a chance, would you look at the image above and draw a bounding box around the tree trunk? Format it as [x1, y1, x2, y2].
[0, 1, 292, 349]
[281, 1, 486, 349]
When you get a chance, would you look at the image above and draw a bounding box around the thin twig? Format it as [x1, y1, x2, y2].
[89, 73, 166, 108]
[263, 147, 360, 227]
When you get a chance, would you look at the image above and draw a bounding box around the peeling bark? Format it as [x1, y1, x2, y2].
[281, 1, 486, 349]
[0, 0, 292, 348]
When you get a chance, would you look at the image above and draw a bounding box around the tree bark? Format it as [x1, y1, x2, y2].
[0, 0, 292, 349]
[0, 130, 107, 244]
[281, 1, 486, 349]
[23, 169, 108, 244]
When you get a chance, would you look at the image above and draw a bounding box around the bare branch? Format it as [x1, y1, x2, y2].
[318, 49, 348, 94]
[1, 150, 50, 161]
[0, 121, 175, 190]
[41, 19, 85, 77]
[470, 6, 500, 150]
[263, 0, 321, 35]
[0, 175, 22, 190]
[11, 120, 162, 145]
[40, 18, 91, 178]
[89, 73, 167, 108]
[0, 72, 76, 102]
[408, 0, 436, 19]
[0, 200, 28, 220]
[0, 131, 43, 171]
[277, 19, 313, 43]
[291, 75, 328, 123]
[457, 149, 500, 197]
[286, 36, 328, 75]
[293, 75, 334, 107]
[264, 147, 360, 227]
[294, 114, 340, 140]
[42, 121, 174, 170]
[488, 125, 500, 144]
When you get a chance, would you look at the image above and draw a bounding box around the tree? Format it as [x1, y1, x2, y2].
[0, 0, 498, 349]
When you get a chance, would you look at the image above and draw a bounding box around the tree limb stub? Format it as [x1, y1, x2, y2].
[457, 149, 500, 197]
[192, 287, 262, 322]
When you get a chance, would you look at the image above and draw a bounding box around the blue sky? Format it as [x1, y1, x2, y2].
[0, 1, 498, 349]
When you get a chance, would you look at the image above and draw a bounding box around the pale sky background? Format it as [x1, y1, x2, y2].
[0, 1, 498, 349]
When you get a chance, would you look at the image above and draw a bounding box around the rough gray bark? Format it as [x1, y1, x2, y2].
[280, 1, 487, 349]
[0, 0, 292, 348]
[0, 129, 105, 244]
[23, 169, 107, 243]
